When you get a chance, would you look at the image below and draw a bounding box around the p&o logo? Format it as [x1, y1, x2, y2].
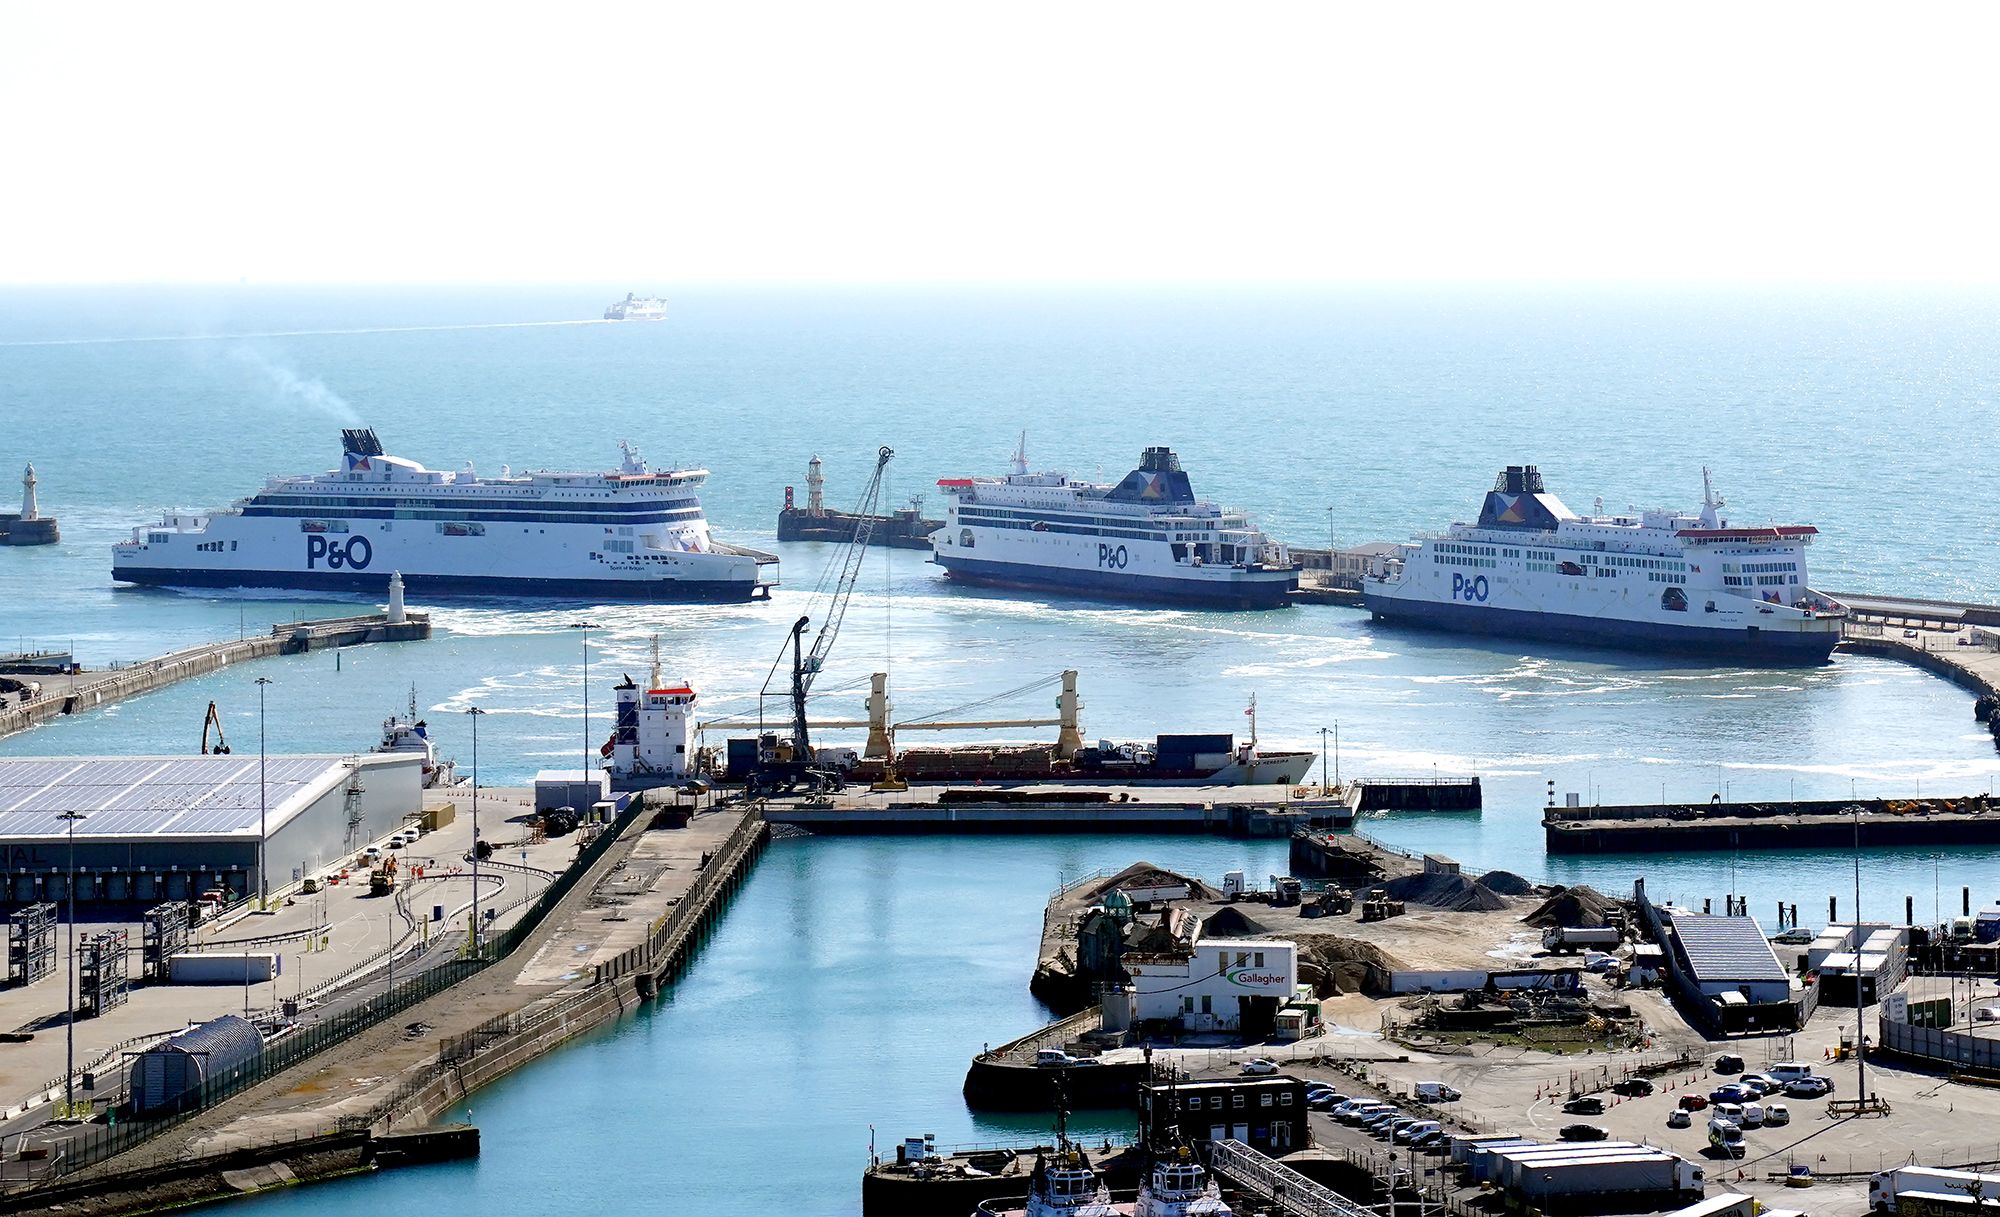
[306, 535, 373, 571]
[1450, 573, 1489, 603]
[1097, 544, 1129, 570]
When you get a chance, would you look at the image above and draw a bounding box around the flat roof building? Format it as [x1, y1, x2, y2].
[0, 752, 423, 904]
[1665, 913, 1791, 1004]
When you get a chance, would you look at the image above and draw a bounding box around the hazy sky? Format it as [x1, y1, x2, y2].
[4, 3, 1996, 285]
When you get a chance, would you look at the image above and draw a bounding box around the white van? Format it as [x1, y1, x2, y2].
[1415, 1081, 1461, 1103]
[1766, 1062, 1814, 1084]
[1740, 1102, 1765, 1128]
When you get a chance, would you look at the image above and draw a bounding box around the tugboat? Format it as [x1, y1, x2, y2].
[975, 1091, 1128, 1217]
[372, 687, 457, 788]
[1132, 1145, 1231, 1217]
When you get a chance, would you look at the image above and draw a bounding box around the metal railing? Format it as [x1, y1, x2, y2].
[1209, 1139, 1379, 1217]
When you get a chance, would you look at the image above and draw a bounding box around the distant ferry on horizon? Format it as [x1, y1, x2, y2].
[1362, 464, 1847, 660]
[603, 293, 667, 321]
[112, 429, 778, 601]
[930, 442, 1298, 610]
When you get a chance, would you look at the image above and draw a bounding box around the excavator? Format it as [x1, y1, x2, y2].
[743, 446, 893, 798]
[200, 702, 232, 755]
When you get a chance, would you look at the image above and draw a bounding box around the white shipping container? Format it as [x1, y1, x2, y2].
[167, 952, 279, 984]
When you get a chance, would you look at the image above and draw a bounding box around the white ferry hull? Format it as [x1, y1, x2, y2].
[935, 552, 1294, 610]
[1364, 586, 1840, 661]
[111, 432, 775, 602]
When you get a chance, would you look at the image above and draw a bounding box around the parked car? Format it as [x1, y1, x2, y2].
[1559, 1124, 1609, 1142]
[1363, 1110, 1405, 1132]
[1380, 1117, 1422, 1141]
[1342, 1103, 1392, 1124]
[1395, 1121, 1442, 1145]
[1241, 1059, 1279, 1076]
[1784, 1076, 1834, 1098]
[1612, 1078, 1656, 1097]
[1709, 1083, 1757, 1105]
[1765, 1102, 1791, 1126]
[1714, 1102, 1745, 1125]
[1035, 1049, 1079, 1068]
[1678, 1093, 1709, 1111]
[1714, 1053, 1745, 1074]
[1307, 1091, 1343, 1111]
[1667, 1109, 1692, 1129]
[1411, 1129, 1450, 1150]
[1331, 1100, 1373, 1120]
[1740, 1102, 1765, 1128]
[1562, 1096, 1606, 1115]
[1583, 951, 1618, 972]
[1739, 1073, 1781, 1096]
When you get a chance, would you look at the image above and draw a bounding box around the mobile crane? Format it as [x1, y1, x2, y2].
[743, 446, 893, 798]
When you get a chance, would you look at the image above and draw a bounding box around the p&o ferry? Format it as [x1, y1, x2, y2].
[112, 429, 777, 601]
[1362, 465, 1845, 660]
[931, 443, 1298, 610]
[603, 293, 667, 320]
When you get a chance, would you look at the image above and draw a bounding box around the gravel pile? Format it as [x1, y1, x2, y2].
[1478, 869, 1536, 896]
[1380, 871, 1510, 912]
[1523, 884, 1622, 928]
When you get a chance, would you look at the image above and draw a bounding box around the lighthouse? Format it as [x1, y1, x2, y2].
[0, 464, 58, 545]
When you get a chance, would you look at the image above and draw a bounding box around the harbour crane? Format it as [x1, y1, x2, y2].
[200, 701, 231, 755]
[744, 445, 894, 797]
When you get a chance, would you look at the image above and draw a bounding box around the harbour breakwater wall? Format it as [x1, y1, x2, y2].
[0, 614, 429, 740]
[376, 810, 770, 1131]
[1546, 794, 2000, 853]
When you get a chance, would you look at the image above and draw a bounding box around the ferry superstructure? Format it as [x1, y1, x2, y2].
[931, 444, 1298, 610]
[1363, 465, 1846, 660]
[603, 293, 667, 320]
[112, 429, 778, 601]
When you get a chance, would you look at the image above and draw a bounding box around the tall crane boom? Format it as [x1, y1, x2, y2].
[750, 445, 893, 796]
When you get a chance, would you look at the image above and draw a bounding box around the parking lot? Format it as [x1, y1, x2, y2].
[1175, 997, 2000, 1217]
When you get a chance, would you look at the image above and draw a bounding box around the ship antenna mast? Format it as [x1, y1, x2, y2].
[1011, 431, 1028, 476]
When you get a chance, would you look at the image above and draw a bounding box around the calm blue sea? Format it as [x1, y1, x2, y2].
[0, 285, 1996, 1214]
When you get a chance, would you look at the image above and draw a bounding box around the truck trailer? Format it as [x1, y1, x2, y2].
[1873, 1167, 2000, 1213]
[1543, 926, 1623, 953]
[1510, 1151, 1705, 1212]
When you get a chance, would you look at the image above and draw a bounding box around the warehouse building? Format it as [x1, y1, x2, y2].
[0, 752, 424, 905]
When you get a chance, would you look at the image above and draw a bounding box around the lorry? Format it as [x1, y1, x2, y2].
[1493, 1144, 1648, 1192]
[1871, 1167, 2000, 1213]
[1507, 1150, 1705, 1209]
[1543, 925, 1622, 953]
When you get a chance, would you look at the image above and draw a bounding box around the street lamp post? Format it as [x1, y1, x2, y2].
[57, 809, 84, 1114]
[466, 705, 485, 955]
[580, 625, 592, 807]
[1318, 727, 1332, 795]
[255, 677, 272, 911]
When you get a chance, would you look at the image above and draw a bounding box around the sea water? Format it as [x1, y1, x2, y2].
[0, 285, 1996, 1213]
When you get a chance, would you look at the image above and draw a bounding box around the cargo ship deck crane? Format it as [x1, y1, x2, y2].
[200, 701, 231, 755]
[746, 446, 893, 797]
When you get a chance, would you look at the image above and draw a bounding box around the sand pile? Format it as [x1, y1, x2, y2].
[1380, 871, 1509, 912]
[1201, 906, 1275, 938]
[1300, 936, 1404, 997]
[1523, 884, 1622, 928]
[1478, 870, 1536, 896]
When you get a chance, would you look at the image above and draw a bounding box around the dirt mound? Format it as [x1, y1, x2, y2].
[1380, 871, 1509, 912]
[1299, 936, 1404, 997]
[1201, 906, 1274, 938]
[1478, 870, 1536, 896]
[1523, 884, 1621, 928]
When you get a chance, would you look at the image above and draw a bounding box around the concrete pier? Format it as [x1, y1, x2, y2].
[0, 612, 431, 739]
[1545, 792, 2000, 853]
[761, 785, 1347, 837]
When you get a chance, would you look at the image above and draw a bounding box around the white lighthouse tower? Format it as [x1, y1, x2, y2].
[21, 465, 38, 521]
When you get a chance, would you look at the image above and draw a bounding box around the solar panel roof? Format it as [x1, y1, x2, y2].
[1671, 913, 1788, 983]
[0, 755, 355, 839]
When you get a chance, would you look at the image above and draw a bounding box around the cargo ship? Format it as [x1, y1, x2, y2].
[776, 456, 941, 550]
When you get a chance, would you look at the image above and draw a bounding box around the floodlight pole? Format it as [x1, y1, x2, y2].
[57, 809, 85, 1113]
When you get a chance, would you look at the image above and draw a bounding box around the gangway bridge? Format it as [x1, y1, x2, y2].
[1207, 1139, 1384, 1217]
